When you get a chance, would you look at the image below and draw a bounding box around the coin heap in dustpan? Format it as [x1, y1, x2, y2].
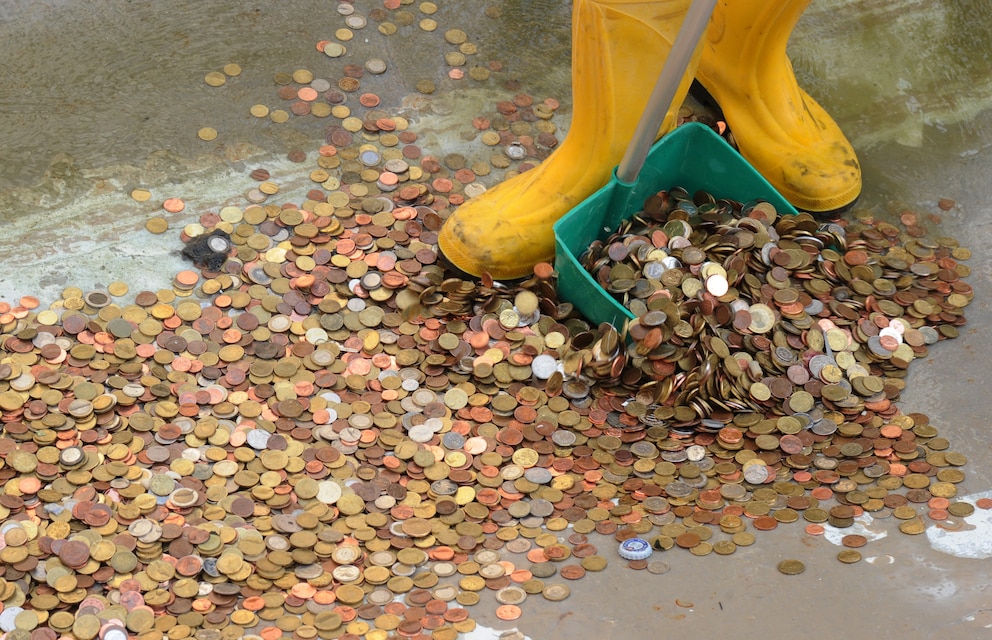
[578, 186, 969, 430]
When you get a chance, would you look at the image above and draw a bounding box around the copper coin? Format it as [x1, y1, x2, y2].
[841, 534, 868, 548]
[495, 605, 521, 621]
[675, 532, 700, 549]
[752, 516, 778, 531]
[443, 608, 469, 623]
[58, 540, 91, 568]
[559, 565, 586, 580]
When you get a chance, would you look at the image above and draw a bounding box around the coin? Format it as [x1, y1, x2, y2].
[495, 586, 527, 606]
[647, 561, 671, 575]
[541, 584, 570, 601]
[777, 560, 806, 575]
[560, 565, 586, 580]
[496, 605, 521, 621]
[899, 518, 927, 535]
[837, 550, 862, 564]
[204, 71, 226, 86]
[841, 534, 867, 548]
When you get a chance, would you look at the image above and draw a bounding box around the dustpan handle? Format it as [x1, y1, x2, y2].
[616, 0, 718, 184]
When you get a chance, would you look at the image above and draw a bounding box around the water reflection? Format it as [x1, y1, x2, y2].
[793, 0, 992, 153]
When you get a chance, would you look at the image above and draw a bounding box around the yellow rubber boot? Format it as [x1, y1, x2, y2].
[439, 0, 697, 280]
[696, 0, 861, 213]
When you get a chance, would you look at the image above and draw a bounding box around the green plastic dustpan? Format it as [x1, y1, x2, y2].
[551, 0, 797, 329]
[553, 123, 799, 330]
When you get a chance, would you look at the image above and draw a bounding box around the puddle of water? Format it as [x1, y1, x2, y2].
[792, 0, 992, 152]
[926, 490, 992, 559]
[464, 624, 531, 640]
[822, 513, 888, 546]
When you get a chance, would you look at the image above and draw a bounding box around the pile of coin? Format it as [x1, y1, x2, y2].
[0, 169, 975, 640]
[579, 187, 969, 424]
[0, 4, 978, 640]
[572, 186, 975, 541]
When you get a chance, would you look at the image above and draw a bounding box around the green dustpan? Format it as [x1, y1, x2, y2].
[553, 124, 798, 329]
[553, 0, 798, 329]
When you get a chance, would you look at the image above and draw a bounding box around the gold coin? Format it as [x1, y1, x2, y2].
[292, 68, 315, 83]
[72, 614, 101, 640]
[335, 584, 365, 605]
[313, 612, 342, 632]
[689, 542, 713, 556]
[777, 559, 806, 575]
[481, 131, 501, 146]
[204, 71, 226, 87]
[732, 532, 755, 546]
[145, 217, 169, 234]
[948, 502, 975, 517]
[930, 482, 957, 498]
[713, 540, 737, 555]
[445, 29, 467, 44]
[774, 508, 799, 524]
[837, 550, 862, 564]
[892, 506, 918, 520]
[324, 42, 348, 57]
[520, 579, 544, 595]
[131, 188, 151, 202]
[387, 576, 414, 593]
[197, 127, 218, 141]
[944, 452, 968, 466]
[126, 607, 155, 632]
[231, 610, 256, 626]
[14, 609, 39, 631]
[342, 117, 363, 132]
[898, 518, 927, 535]
[458, 575, 485, 591]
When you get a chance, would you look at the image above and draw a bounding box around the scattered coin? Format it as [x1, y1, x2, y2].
[837, 550, 862, 564]
[777, 560, 806, 575]
[145, 217, 169, 234]
[0, 10, 974, 640]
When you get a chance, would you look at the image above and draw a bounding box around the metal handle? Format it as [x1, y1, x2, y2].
[615, 0, 718, 184]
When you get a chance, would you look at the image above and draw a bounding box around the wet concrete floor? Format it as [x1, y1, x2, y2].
[2, 1, 992, 639]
